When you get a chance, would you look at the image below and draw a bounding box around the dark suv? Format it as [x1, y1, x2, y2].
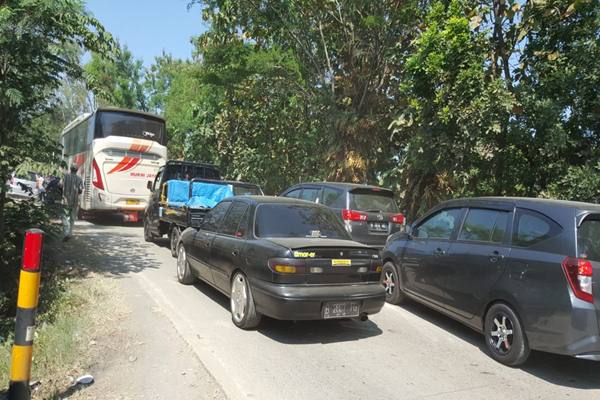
[382, 197, 600, 366]
[280, 182, 404, 249]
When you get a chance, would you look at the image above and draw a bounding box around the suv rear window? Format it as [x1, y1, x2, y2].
[513, 208, 562, 247]
[232, 185, 262, 196]
[349, 188, 398, 213]
[578, 217, 600, 262]
[255, 204, 349, 239]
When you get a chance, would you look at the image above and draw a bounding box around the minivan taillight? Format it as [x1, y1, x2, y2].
[92, 159, 104, 190]
[562, 256, 593, 303]
[342, 209, 367, 221]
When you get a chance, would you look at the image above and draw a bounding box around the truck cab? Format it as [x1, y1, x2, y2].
[144, 161, 221, 242]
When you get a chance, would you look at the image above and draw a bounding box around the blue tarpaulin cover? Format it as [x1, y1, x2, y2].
[187, 182, 234, 208]
[166, 180, 234, 209]
[166, 180, 190, 208]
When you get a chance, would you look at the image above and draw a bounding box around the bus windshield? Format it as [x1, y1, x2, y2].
[96, 110, 166, 145]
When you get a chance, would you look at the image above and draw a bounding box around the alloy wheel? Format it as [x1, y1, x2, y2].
[382, 271, 396, 296]
[231, 274, 248, 323]
[489, 313, 514, 355]
[177, 245, 186, 280]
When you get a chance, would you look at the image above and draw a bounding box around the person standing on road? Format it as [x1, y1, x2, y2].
[61, 165, 83, 241]
[36, 173, 45, 201]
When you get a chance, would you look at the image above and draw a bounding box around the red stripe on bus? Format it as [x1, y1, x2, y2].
[117, 157, 141, 173]
[107, 157, 132, 174]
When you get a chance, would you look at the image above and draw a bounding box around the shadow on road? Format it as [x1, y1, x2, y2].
[396, 300, 600, 389]
[258, 318, 383, 345]
[193, 279, 383, 344]
[49, 221, 161, 278]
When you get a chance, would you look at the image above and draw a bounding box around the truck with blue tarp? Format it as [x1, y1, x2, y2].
[144, 161, 263, 256]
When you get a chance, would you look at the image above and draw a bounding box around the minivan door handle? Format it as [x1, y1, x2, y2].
[489, 251, 504, 263]
[433, 248, 446, 256]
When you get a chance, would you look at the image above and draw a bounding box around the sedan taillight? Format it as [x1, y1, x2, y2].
[562, 256, 593, 303]
[268, 258, 307, 274]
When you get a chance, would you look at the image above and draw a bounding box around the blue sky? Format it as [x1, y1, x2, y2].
[84, 0, 207, 66]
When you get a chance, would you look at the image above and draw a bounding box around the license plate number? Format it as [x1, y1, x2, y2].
[331, 259, 351, 267]
[126, 199, 140, 205]
[368, 222, 388, 231]
[323, 302, 360, 319]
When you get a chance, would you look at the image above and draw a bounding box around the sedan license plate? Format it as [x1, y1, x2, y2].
[323, 302, 360, 319]
[126, 199, 140, 205]
[368, 222, 388, 232]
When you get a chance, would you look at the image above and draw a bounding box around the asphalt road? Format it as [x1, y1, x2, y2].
[75, 219, 600, 400]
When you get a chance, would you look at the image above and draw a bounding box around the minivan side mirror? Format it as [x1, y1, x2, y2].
[147, 180, 153, 191]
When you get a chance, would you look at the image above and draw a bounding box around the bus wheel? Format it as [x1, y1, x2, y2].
[170, 226, 181, 257]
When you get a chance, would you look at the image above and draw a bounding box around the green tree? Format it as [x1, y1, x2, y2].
[85, 42, 147, 110]
[193, 0, 422, 183]
[389, 0, 600, 218]
[0, 0, 113, 240]
[145, 52, 183, 114]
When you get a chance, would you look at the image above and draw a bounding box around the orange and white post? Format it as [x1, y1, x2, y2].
[8, 229, 44, 400]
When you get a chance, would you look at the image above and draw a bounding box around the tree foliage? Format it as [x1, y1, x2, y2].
[77, 0, 597, 219]
[85, 42, 147, 110]
[0, 0, 112, 244]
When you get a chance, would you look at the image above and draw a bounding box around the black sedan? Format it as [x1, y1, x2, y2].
[176, 196, 386, 329]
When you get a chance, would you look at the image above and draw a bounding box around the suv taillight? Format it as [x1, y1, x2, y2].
[392, 213, 405, 224]
[92, 159, 104, 190]
[342, 209, 367, 221]
[562, 256, 593, 303]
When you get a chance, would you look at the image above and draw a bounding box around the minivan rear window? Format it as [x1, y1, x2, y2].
[578, 217, 600, 262]
[513, 208, 562, 247]
[255, 204, 348, 239]
[349, 189, 398, 213]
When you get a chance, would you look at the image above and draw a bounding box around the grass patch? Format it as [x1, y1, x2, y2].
[0, 273, 109, 398]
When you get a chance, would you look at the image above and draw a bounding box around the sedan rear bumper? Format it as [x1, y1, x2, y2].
[249, 279, 386, 321]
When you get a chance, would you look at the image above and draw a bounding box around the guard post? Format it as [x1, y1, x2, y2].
[8, 229, 44, 400]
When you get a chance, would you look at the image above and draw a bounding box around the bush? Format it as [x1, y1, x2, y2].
[0, 198, 61, 319]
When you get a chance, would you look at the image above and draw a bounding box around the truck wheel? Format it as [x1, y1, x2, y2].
[484, 303, 530, 366]
[230, 272, 261, 329]
[381, 262, 405, 305]
[170, 226, 181, 257]
[176, 243, 195, 285]
[143, 218, 155, 243]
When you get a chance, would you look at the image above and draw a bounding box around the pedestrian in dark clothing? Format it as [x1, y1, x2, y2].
[61, 165, 83, 241]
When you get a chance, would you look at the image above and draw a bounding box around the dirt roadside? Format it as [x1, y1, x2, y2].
[34, 225, 227, 400]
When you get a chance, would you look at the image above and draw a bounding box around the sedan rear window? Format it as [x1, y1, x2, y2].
[255, 204, 349, 239]
[349, 189, 398, 213]
[578, 217, 600, 262]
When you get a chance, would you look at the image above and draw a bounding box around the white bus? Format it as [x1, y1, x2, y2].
[61, 107, 167, 222]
